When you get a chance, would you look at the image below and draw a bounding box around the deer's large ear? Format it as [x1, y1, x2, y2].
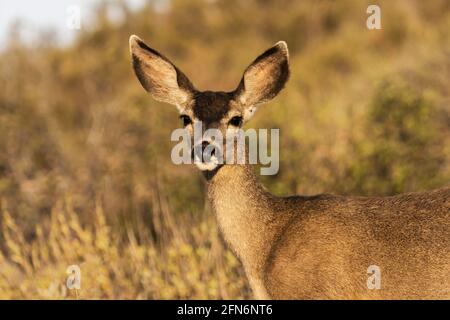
[129, 35, 195, 108]
[234, 41, 290, 118]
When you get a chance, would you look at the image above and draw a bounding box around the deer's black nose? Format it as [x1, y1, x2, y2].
[201, 141, 210, 153]
[192, 141, 212, 161]
[192, 141, 217, 162]
[202, 141, 216, 157]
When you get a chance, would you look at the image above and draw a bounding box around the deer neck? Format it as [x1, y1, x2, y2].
[205, 164, 287, 274]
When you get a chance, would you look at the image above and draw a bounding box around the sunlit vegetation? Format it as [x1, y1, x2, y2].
[0, 0, 449, 299]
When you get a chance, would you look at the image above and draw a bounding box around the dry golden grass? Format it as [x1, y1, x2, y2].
[0, 199, 250, 299]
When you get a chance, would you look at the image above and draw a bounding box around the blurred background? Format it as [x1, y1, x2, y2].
[0, 0, 449, 299]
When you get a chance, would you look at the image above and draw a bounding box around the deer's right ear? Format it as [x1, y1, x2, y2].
[129, 35, 195, 108]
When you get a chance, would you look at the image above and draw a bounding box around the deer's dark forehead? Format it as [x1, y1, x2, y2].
[192, 91, 232, 123]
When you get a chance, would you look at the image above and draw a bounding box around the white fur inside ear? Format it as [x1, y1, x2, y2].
[243, 105, 258, 121]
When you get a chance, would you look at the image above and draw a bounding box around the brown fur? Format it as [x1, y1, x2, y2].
[193, 91, 232, 124]
[129, 35, 450, 299]
[207, 164, 450, 299]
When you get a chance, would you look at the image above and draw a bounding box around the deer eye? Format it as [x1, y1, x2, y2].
[229, 116, 243, 127]
[180, 115, 192, 127]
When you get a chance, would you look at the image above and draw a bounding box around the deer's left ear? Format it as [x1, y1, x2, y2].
[234, 41, 290, 119]
[129, 35, 195, 108]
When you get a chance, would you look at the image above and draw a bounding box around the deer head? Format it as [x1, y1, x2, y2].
[129, 35, 289, 172]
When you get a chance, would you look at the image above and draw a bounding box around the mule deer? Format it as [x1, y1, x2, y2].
[129, 35, 450, 299]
